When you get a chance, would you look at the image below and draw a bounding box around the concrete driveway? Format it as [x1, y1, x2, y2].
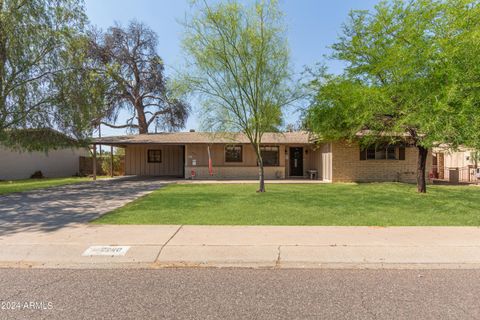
[0, 177, 169, 235]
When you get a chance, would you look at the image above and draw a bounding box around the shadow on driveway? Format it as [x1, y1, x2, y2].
[0, 177, 170, 236]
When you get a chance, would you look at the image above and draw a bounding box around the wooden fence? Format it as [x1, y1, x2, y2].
[79, 156, 125, 176]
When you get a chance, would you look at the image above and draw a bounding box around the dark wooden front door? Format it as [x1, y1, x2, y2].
[289, 147, 303, 177]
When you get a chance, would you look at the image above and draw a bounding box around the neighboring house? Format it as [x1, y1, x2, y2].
[0, 146, 88, 180]
[0, 129, 88, 180]
[94, 131, 432, 183]
[433, 146, 478, 183]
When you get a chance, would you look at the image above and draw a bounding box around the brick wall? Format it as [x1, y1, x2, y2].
[331, 141, 432, 183]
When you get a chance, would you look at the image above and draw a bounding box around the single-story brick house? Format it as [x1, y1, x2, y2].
[93, 131, 432, 183]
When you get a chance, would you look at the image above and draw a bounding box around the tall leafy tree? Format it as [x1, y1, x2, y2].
[438, 0, 480, 150]
[181, 0, 299, 192]
[0, 0, 93, 147]
[307, 0, 480, 193]
[88, 21, 189, 134]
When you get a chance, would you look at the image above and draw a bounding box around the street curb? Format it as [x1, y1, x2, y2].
[3, 261, 480, 270]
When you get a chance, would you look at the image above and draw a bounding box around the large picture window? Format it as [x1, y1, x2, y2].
[225, 145, 243, 162]
[360, 145, 405, 161]
[147, 150, 162, 163]
[260, 146, 279, 166]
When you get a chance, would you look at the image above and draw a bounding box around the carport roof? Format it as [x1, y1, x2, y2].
[93, 131, 316, 145]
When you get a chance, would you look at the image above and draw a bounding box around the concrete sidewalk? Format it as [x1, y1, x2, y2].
[1, 225, 480, 269]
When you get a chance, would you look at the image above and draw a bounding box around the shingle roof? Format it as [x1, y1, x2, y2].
[93, 131, 315, 145]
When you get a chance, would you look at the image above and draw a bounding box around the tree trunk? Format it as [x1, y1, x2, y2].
[258, 160, 265, 193]
[255, 143, 266, 193]
[416, 145, 428, 193]
[136, 106, 149, 134]
[0, 11, 6, 127]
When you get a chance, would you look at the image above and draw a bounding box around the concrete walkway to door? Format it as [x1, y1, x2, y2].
[0, 177, 169, 235]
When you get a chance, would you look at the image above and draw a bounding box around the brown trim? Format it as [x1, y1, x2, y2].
[92, 144, 97, 181]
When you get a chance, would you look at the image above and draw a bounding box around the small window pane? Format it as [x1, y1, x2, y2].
[366, 147, 376, 160]
[387, 146, 396, 160]
[375, 148, 386, 160]
[225, 145, 242, 162]
[148, 150, 162, 163]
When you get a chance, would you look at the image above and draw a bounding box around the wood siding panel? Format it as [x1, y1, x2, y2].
[185, 143, 287, 168]
[124, 145, 183, 177]
[321, 143, 332, 181]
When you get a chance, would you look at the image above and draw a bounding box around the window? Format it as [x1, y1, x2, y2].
[260, 146, 279, 166]
[360, 145, 404, 161]
[387, 145, 396, 160]
[375, 148, 386, 160]
[147, 150, 162, 163]
[398, 146, 406, 160]
[225, 145, 242, 162]
[366, 147, 376, 160]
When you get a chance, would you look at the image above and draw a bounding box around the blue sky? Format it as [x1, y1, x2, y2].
[85, 0, 379, 137]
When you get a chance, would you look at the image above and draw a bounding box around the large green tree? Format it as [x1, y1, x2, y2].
[438, 0, 480, 150]
[0, 0, 98, 149]
[307, 0, 480, 193]
[181, 0, 299, 192]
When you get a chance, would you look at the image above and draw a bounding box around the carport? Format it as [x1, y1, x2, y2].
[92, 135, 186, 180]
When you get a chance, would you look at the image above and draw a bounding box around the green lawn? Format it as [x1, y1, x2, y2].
[0, 177, 96, 195]
[93, 183, 480, 226]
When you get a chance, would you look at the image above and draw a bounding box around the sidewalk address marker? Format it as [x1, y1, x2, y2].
[82, 246, 130, 256]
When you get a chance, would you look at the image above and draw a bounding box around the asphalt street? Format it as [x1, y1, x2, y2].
[1, 268, 479, 320]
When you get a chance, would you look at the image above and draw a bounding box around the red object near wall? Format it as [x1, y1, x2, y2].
[207, 146, 213, 176]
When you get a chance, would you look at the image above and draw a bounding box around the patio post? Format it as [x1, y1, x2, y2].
[110, 145, 114, 178]
[92, 144, 97, 181]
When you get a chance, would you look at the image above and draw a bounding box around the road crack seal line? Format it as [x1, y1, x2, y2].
[154, 225, 183, 263]
[275, 246, 281, 268]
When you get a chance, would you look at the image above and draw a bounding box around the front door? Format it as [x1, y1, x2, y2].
[289, 147, 303, 177]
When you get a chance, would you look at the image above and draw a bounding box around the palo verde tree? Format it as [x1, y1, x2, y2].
[181, 0, 299, 192]
[307, 0, 480, 193]
[438, 0, 480, 151]
[88, 21, 189, 134]
[0, 0, 94, 148]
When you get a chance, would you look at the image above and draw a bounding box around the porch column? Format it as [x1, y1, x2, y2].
[92, 144, 97, 181]
[110, 145, 114, 178]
